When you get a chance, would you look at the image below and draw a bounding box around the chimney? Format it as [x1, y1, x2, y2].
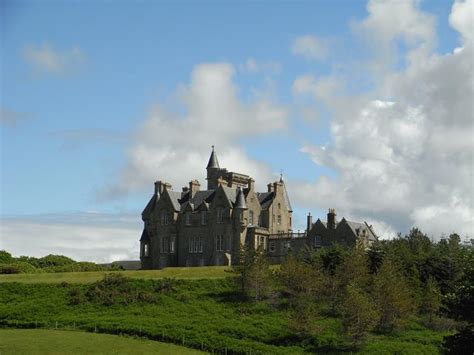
[267, 183, 273, 192]
[307, 212, 313, 233]
[327, 208, 336, 229]
[154, 181, 161, 195]
[247, 178, 255, 191]
[189, 180, 200, 197]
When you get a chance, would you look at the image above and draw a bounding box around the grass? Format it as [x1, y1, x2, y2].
[0, 328, 205, 354]
[0, 266, 232, 284]
[0, 278, 449, 354]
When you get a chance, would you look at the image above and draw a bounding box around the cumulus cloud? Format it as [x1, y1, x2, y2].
[292, 0, 474, 238]
[101, 63, 288, 199]
[291, 35, 328, 60]
[0, 212, 141, 263]
[23, 43, 86, 75]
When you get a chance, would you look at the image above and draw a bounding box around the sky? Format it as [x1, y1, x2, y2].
[1, 0, 473, 262]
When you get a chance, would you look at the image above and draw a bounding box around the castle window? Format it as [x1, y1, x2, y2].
[269, 241, 276, 253]
[189, 236, 203, 253]
[216, 208, 224, 223]
[315, 235, 322, 248]
[215, 235, 224, 251]
[278, 203, 281, 210]
[258, 236, 265, 249]
[201, 211, 208, 225]
[249, 211, 254, 226]
[185, 212, 192, 226]
[170, 236, 175, 253]
[289, 217, 292, 227]
[160, 236, 170, 253]
[277, 215, 281, 225]
[142, 243, 149, 257]
[160, 211, 170, 225]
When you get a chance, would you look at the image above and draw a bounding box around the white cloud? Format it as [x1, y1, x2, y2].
[0, 212, 141, 263]
[23, 43, 86, 75]
[292, 0, 474, 238]
[449, 0, 474, 45]
[101, 63, 288, 199]
[239, 58, 281, 74]
[291, 35, 328, 60]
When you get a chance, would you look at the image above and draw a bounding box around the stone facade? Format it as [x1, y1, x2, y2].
[139, 148, 377, 269]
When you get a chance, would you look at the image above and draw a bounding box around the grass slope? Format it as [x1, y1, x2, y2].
[0, 328, 204, 354]
[0, 267, 231, 284]
[0, 278, 449, 354]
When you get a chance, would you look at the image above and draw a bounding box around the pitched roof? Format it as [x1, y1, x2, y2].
[140, 228, 151, 241]
[257, 192, 274, 210]
[167, 191, 182, 211]
[281, 180, 293, 212]
[141, 194, 158, 218]
[343, 219, 378, 241]
[221, 185, 238, 206]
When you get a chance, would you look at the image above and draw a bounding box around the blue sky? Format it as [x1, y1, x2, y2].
[1, 0, 472, 261]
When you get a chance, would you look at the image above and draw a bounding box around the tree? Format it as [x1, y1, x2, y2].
[341, 283, 379, 347]
[372, 257, 414, 332]
[233, 244, 272, 301]
[419, 277, 441, 323]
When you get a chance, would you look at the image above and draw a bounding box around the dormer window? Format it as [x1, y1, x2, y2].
[201, 211, 208, 225]
[161, 211, 170, 225]
[185, 212, 192, 226]
[216, 207, 224, 223]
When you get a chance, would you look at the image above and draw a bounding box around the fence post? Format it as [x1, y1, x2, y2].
[55, 321, 58, 329]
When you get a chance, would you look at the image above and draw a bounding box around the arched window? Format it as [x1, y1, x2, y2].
[216, 207, 224, 223]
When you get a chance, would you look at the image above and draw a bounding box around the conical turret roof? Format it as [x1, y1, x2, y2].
[206, 145, 220, 169]
[234, 186, 247, 209]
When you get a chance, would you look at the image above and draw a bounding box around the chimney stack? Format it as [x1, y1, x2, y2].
[189, 180, 200, 197]
[327, 208, 337, 229]
[247, 178, 254, 191]
[307, 212, 313, 233]
[267, 183, 273, 192]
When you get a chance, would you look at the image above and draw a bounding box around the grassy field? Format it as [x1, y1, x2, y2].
[0, 266, 232, 284]
[0, 277, 449, 354]
[0, 328, 204, 354]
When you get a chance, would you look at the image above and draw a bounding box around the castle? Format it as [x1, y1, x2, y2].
[140, 148, 377, 269]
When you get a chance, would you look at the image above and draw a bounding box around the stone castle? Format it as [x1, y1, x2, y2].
[140, 148, 377, 269]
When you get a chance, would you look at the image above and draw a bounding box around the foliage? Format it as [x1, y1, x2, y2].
[372, 256, 414, 332]
[0, 261, 39, 274]
[341, 283, 379, 346]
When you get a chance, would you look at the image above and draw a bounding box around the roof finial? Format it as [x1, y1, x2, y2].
[212, 145, 214, 151]
[280, 169, 283, 182]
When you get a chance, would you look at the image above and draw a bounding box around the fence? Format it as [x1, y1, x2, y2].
[0, 319, 256, 354]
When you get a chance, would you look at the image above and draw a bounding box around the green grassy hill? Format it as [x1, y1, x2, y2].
[0, 329, 204, 354]
[0, 266, 231, 284]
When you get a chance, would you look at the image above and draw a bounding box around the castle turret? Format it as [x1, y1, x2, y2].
[234, 186, 247, 225]
[206, 146, 221, 189]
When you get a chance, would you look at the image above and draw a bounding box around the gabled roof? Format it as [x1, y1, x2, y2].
[191, 190, 215, 208]
[167, 191, 182, 212]
[257, 192, 274, 210]
[281, 180, 293, 212]
[221, 185, 238, 206]
[141, 194, 158, 219]
[340, 218, 378, 241]
[140, 229, 151, 242]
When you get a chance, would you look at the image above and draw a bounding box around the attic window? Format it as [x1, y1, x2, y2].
[161, 211, 170, 225]
[216, 208, 224, 223]
[185, 212, 192, 226]
[201, 211, 208, 225]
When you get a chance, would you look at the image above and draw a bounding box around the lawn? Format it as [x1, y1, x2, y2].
[0, 266, 232, 284]
[0, 328, 205, 354]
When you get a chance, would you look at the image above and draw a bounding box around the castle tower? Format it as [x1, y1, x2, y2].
[206, 145, 221, 189]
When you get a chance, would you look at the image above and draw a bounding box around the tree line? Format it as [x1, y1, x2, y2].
[234, 228, 473, 353]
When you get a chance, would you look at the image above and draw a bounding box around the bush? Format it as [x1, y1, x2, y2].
[0, 262, 38, 274]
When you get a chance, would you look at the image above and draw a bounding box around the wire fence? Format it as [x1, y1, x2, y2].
[0, 320, 253, 355]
